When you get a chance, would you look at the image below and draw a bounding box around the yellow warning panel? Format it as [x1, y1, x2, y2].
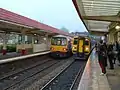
[79, 40, 83, 53]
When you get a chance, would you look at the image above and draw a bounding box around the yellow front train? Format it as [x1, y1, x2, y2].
[50, 35, 72, 58]
[72, 36, 91, 60]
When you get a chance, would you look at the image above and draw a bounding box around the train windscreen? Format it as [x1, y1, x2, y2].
[73, 38, 78, 45]
[51, 37, 67, 46]
[85, 40, 89, 45]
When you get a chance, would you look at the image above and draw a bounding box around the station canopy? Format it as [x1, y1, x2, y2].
[0, 8, 70, 36]
[73, 0, 120, 35]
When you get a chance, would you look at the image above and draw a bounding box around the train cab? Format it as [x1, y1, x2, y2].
[72, 36, 91, 60]
[50, 35, 72, 58]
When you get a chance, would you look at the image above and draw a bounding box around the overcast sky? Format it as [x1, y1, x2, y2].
[0, 0, 87, 32]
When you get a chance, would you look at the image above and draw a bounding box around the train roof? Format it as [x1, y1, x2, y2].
[73, 36, 89, 39]
[52, 35, 72, 40]
[53, 35, 67, 38]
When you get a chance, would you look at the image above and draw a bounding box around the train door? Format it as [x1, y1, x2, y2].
[78, 39, 84, 53]
[76, 37, 85, 59]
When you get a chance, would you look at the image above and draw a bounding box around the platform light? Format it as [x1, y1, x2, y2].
[34, 34, 37, 36]
[115, 26, 120, 30]
[85, 38, 88, 41]
[44, 38, 46, 40]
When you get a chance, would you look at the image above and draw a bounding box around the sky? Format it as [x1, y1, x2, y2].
[0, 0, 87, 33]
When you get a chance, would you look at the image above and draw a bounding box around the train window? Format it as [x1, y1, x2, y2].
[85, 40, 89, 45]
[73, 38, 78, 45]
[51, 37, 67, 46]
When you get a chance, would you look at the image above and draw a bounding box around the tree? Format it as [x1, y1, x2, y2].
[60, 27, 69, 32]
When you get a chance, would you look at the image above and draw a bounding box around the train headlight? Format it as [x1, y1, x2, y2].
[50, 47, 54, 50]
[73, 46, 76, 49]
[63, 48, 67, 51]
[85, 47, 89, 51]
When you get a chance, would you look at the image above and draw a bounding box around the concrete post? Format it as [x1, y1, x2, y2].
[118, 32, 120, 43]
[2, 35, 7, 55]
[45, 34, 48, 50]
[1, 33, 9, 55]
[21, 30, 26, 55]
[32, 35, 34, 44]
[31, 35, 34, 53]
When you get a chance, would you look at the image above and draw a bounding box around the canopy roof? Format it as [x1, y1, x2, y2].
[0, 8, 70, 36]
[72, 0, 120, 34]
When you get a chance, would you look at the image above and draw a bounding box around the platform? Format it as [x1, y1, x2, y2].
[0, 50, 50, 64]
[107, 60, 120, 90]
[0, 52, 21, 60]
[77, 50, 111, 90]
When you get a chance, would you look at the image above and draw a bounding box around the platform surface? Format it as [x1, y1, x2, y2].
[107, 60, 120, 90]
[77, 50, 111, 90]
[0, 52, 21, 60]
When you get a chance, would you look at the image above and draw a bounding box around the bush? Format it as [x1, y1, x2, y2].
[0, 45, 16, 52]
[7, 45, 16, 52]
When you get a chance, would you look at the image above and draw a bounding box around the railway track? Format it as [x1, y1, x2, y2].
[0, 57, 59, 90]
[69, 62, 85, 90]
[0, 55, 49, 77]
[40, 60, 86, 90]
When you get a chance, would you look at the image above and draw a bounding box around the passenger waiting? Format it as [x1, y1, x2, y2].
[98, 40, 107, 75]
[115, 41, 120, 66]
[103, 42, 108, 67]
[107, 43, 114, 69]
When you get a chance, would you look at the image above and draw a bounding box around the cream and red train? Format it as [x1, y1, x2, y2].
[50, 35, 72, 58]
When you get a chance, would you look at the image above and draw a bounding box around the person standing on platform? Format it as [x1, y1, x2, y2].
[103, 42, 108, 67]
[115, 41, 120, 65]
[113, 43, 117, 64]
[107, 43, 114, 69]
[98, 40, 107, 75]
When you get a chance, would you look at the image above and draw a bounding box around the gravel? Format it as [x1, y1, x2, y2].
[0, 54, 49, 78]
[41, 61, 86, 90]
[21, 58, 74, 90]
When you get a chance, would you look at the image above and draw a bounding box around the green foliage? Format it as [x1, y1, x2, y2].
[0, 45, 16, 52]
[60, 27, 69, 32]
[7, 45, 16, 52]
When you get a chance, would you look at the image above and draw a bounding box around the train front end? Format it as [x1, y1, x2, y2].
[72, 36, 91, 60]
[50, 35, 72, 58]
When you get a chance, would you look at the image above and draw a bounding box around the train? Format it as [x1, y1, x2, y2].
[72, 36, 91, 60]
[50, 35, 72, 58]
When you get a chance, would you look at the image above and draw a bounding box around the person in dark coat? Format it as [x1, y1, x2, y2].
[98, 40, 107, 75]
[107, 43, 114, 69]
[115, 41, 120, 65]
[103, 42, 108, 67]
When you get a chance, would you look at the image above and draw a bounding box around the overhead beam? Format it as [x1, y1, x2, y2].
[108, 11, 120, 30]
[89, 30, 108, 36]
[90, 31, 108, 36]
[82, 15, 120, 22]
